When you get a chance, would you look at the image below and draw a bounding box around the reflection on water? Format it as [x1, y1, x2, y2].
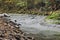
[8, 14, 60, 40]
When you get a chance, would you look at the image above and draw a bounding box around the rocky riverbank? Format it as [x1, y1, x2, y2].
[0, 15, 35, 40]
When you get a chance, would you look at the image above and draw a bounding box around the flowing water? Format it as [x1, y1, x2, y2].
[1, 14, 60, 40]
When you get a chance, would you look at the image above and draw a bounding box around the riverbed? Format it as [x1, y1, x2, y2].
[1, 14, 60, 40]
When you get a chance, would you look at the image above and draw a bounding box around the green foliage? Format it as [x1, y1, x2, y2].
[47, 12, 60, 20]
[16, 1, 26, 7]
[46, 11, 60, 24]
[0, 0, 60, 14]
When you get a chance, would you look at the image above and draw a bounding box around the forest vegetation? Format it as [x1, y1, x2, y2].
[0, 0, 60, 24]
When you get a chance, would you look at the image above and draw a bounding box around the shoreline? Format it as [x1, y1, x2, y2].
[0, 15, 35, 40]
